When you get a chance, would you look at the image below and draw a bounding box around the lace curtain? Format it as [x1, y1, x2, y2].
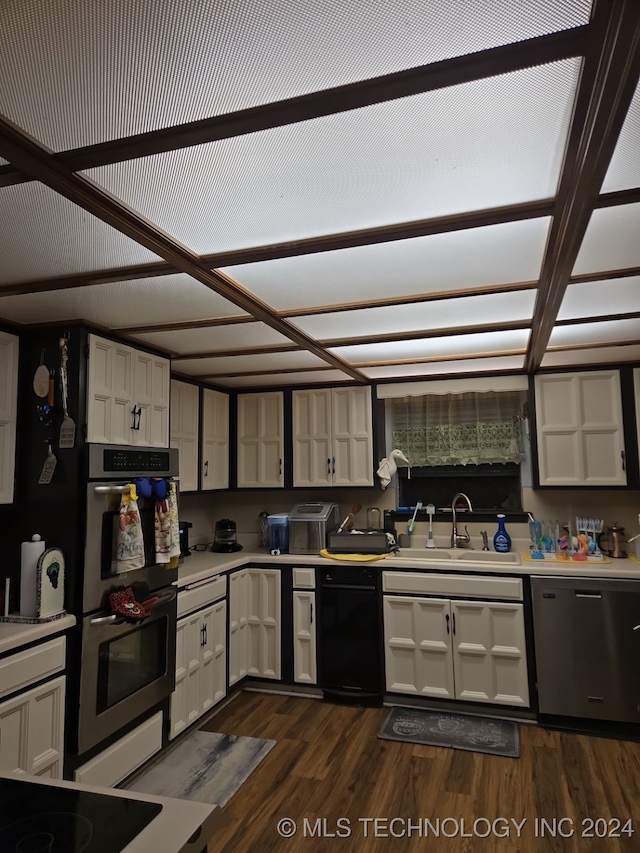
[391, 390, 526, 466]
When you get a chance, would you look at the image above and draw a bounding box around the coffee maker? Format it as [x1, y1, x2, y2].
[179, 520, 192, 561]
[211, 518, 243, 553]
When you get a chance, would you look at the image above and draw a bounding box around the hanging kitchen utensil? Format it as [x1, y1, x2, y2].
[58, 333, 76, 448]
[38, 440, 57, 485]
[33, 349, 49, 398]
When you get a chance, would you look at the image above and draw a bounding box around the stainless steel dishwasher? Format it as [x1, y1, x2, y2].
[531, 575, 640, 724]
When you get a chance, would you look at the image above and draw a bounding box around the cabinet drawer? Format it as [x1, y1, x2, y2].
[293, 568, 316, 589]
[178, 576, 227, 617]
[74, 711, 163, 787]
[0, 637, 66, 700]
[382, 571, 523, 601]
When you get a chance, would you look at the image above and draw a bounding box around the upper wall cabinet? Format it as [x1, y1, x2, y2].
[292, 387, 373, 487]
[534, 370, 627, 487]
[634, 368, 640, 463]
[0, 331, 19, 504]
[202, 388, 229, 491]
[87, 334, 170, 447]
[170, 380, 199, 493]
[237, 391, 284, 488]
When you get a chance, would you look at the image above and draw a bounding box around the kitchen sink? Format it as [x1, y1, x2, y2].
[390, 548, 521, 565]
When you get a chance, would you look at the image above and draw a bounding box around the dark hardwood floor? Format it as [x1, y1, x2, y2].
[201, 691, 640, 852]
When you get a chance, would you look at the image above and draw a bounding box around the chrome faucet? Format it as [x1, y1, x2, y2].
[450, 492, 473, 548]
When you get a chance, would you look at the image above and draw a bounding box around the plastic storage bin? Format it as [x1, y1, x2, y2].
[268, 513, 289, 554]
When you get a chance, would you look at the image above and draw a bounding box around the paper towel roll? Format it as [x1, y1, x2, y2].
[20, 534, 45, 617]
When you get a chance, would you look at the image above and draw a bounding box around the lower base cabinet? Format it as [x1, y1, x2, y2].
[229, 568, 281, 687]
[170, 599, 227, 740]
[0, 674, 66, 778]
[383, 595, 529, 707]
[293, 590, 316, 685]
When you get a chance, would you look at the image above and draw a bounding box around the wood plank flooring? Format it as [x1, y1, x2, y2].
[201, 692, 640, 852]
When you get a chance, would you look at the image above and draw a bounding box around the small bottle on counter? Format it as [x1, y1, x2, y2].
[493, 514, 512, 553]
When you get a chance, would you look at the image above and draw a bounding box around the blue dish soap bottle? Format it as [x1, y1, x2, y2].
[493, 514, 511, 553]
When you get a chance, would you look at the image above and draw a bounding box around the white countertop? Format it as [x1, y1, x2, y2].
[0, 613, 76, 655]
[178, 548, 640, 586]
[0, 771, 223, 853]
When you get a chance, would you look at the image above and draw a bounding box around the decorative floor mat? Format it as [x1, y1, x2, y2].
[379, 707, 520, 757]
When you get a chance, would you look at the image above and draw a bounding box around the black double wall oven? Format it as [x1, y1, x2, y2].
[72, 444, 179, 764]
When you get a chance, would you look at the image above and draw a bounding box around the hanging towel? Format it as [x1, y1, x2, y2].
[116, 485, 145, 574]
[155, 480, 181, 566]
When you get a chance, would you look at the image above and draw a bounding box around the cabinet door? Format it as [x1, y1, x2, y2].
[170, 380, 200, 492]
[237, 392, 284, 488]
[247, 569, 281, 680]
[383, 596, 454, 698]
[170, 616, 189, 740]
[293, 590, 316, 684]
[200, 600, 227, 713]
[535, 371, 626, 486]
[0, 331, 18, 504]
[202, 388, 229, 490]
[331, 386, 373, 486]
[292, 390, 332, 487]
[452, 600, 529, 707]
[0, 675, 65, 778]
[87, 334, 135, 444]
[229, 570, 249, 687]
[133, 351, 170, 447]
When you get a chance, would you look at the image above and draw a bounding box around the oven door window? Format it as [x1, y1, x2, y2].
[96, 619, 167, 712]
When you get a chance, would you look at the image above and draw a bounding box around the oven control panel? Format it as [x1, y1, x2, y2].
[89, 444, 179, 479]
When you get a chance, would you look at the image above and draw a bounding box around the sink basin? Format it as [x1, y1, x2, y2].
[390, 548, 521, 565]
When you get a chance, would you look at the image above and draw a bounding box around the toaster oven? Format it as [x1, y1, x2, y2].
[289, 502, 341, 554]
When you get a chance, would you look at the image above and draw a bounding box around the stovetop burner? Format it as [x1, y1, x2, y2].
[0, 778, 162, 852]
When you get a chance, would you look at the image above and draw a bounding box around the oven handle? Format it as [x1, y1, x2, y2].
[89, 588, 177, 625]
[93, 485, 132, 494]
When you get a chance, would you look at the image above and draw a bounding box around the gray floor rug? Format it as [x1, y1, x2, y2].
[126, 731, 276, 806]
[379, 707, 520, 758]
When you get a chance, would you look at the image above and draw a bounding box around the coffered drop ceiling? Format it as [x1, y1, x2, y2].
[1, 0, 639, 388]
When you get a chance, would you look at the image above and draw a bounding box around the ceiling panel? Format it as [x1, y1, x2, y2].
[549, 318, 640, 348]
[541, 344, 640, 367]
[0, 273, 248, 327]
[208, 370, 352, 388]
[572, 203, 640, 275]
[364, 355, 525, 379]
[0, 1, 589, 151]
[0, 182, 160, 287]
[601, 80, 640, 193]
[172, 350, 330, 377]
[291, 290, 536, 341]
[88, 60, 577, 253]
[329, 330, 530, 364]
[558, 275, 640, 320]
[224, 218, 550, 311]
[133, 324, 294, 355]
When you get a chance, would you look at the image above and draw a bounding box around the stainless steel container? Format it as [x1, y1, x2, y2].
[289, 502, 340, 554]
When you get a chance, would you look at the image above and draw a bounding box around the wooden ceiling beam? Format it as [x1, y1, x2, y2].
[0, 114, 367, 383]
[525, 0, 640, 372]
[0, 27, 586, 190]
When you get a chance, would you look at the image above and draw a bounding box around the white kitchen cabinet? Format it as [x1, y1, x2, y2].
[534, 370, 626, 486]
[383, 595, 529, 707]
[201, 387, 229, 490]
[87, 333, 170, 447]
[634, 368, 640, 462]
[170, 582, 227, 740]
[0, 675, 66, 778]
[292, 386, 373, 487]
[170, 379, 199, 492]
[293, 590, 317, 685]
[229, 567, 281, 685]
[0, 330, 18, 504]
[237, 391, 284, 488]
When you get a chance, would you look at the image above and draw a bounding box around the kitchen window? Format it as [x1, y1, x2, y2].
[387, 390, 528, 513]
